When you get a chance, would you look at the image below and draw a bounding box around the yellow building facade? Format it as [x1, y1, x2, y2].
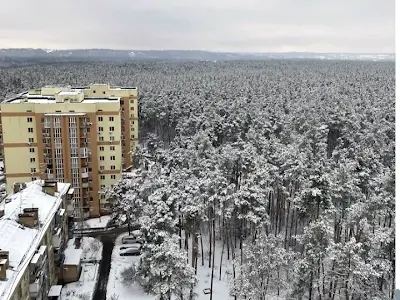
[0, 84, 139, 218]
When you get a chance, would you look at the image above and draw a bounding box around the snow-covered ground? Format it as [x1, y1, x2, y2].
[106, 232, 233, 300]
[61, 237, 103, 300]
[61, 263, 100, 300]
[80, 236, 103, 262]
[190, 235, 232, 300]
[75, 215, 111, 229]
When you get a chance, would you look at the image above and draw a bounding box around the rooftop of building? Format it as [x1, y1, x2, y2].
[2, 83, 137, 104]
[0, 180, 71, 300]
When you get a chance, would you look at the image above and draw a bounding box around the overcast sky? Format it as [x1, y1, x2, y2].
[0, 0, 394, 53]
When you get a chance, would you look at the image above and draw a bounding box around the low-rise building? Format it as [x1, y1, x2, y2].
[0, 179, 75, 300]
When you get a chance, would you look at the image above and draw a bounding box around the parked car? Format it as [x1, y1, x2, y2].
[119, 245, 141, 256]
[121, 231, 143, 244]
[120, 243, 141, 251]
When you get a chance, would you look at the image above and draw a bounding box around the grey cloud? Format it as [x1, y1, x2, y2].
[0, 0, 394, 52]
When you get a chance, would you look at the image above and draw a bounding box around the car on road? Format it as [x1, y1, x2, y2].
[119, 245, 142, 256]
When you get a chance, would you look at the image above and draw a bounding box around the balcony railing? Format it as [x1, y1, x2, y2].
[81, 172, 89, 178]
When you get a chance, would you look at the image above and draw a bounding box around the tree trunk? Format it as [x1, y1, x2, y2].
[210, 205, 216, 300]
[200, 232, 205, 266]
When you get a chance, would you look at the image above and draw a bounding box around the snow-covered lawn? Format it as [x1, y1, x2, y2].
[75, 215, 112, 229]
[61, 237, 103, 300]
[61, 263, 100, 300]
[80, 236, 103, 262]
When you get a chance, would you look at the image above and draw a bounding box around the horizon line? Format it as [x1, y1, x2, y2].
[0, 48, 395, 55]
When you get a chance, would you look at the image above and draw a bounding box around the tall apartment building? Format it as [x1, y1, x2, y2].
[0, 180, 73, 300]
[0, 84, 139, 218]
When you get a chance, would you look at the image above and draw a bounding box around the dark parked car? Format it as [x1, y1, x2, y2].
[119, 245, 141, 256]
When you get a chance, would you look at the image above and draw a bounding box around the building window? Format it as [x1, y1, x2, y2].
[109, 117, 114, 121]
[110, 136, 115, 141]
[99, 136, 104, 142]
[110, 156, 115, 161]
[98, 127, 103, 132]
[110, 146, 115, 151]
[89, 167, 92, 172]
[130, 107, 134, 110]
[100, 175, 105, 180]
[130, 100, 134, 103]
[101, 185, 105, 189]
[28, 138, 34, 143]
[109, 126, 114, 131]
[30, 158, 35, 163]
[111, 175, 116, 179]
[103, 91, 106, 95]
[100, 146, 104, 151]
[29, 148, 35, 153]
[98, 117, 103, 122]
[31, 168, 36, 173]
[121, 100, 124, 104]
[131, 134, 135, 139]
[100, 166, 105, 170]
[131, 120, 135, 124]
[31, 177, 36, 181]
[93, 90, 96, 93]
[27, 117, 33, 122]
[111, 165, 115, 170]
[28, 128, 33, 133]
[100, 156, 104, 161]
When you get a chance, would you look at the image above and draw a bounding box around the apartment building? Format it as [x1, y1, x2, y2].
[0, 84, 139, 218]
[0, 180, 73, 300]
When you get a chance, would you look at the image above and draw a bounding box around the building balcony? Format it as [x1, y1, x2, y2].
[80, 147, 91, 158]
[81, 172, 89, 178]
[52, 227, 62, 248]
[82, 182, 89, 188]
[67, 202, 74, 217]
[29, 271, 44, 298]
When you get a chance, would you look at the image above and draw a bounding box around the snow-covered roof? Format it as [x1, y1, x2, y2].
[48, 285, 62, 297]
[9, 97, 119, 104]
[64, 248, 82, 266]
[0, 181, 71, 300]
[58, 90, 81, 96]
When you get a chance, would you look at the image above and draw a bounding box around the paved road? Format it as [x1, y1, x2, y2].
[92, 235, 115, 300]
